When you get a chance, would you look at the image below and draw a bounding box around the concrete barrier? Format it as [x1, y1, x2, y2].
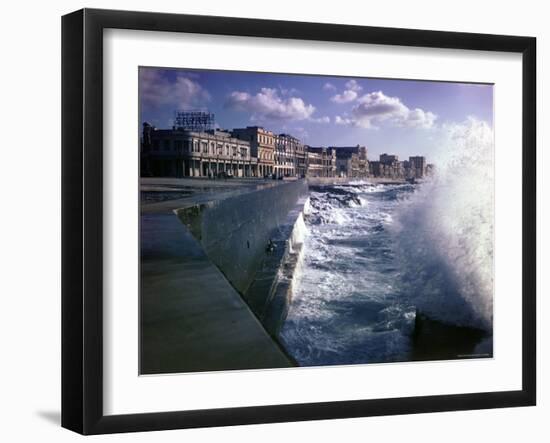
[244, 198, 308, 337]
[140, 212, 294, 373]
[176, 180, 308, 297]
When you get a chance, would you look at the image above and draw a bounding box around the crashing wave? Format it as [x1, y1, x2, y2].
[392, 118, 494, 331]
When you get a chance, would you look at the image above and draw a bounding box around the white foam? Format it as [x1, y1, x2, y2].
[392, 118, 494, 330]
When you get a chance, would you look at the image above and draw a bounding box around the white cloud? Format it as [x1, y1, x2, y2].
[225, 87, 316, 121]
[335, 115, 353, 125]
[345, 79, 363, 92]
[338, 90, 437, 129]
[323, 82, 336, 91]
[311, 116, 331, 124]
[404, 108, 438, 128]
[331, 90, 358, 104]
[139, 69, 210, 108]
[330, 80, 364, 104]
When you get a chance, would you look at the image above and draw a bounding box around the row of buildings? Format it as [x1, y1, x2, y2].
[140, 111, 432, 180]
[140, 122, 339, 179]
[369, 154, 433, 180]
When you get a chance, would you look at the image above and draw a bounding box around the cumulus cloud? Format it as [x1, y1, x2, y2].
[337, 90, 437, 129]
[323, 82, 336, 91]
[139, 69, 210, 108]
[404, 108, 438, 128]
[345, 79, 363, 92]
[225, 87, 317, 121]
[330, 79, 364, 104]
[331, 90, 358, 104]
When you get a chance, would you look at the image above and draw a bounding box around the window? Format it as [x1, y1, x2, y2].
[163, 139, 171, 151]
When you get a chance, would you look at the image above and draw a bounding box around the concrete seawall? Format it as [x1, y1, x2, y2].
[140, 178, 308, 373]
[176, 180, 308, 296]
[244, 197, 308, 336]
[140, 213, 293, 374]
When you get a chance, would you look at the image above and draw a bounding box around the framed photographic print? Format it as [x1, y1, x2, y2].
[61, 8, 536, 435]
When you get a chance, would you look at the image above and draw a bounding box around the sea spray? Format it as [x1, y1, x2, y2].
[280, 121, 494, 366]
[289, 206, 309, 254]
[392, 118, 494, 331]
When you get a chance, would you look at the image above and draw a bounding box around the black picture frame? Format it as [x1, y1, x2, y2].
[62, 8, 537, 435]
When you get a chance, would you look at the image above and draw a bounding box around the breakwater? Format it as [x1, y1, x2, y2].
[176, 180, 309, 337]
[140, 178, 309, 374]
[140, 211, 293, 374]
[244, 199, 309, 336]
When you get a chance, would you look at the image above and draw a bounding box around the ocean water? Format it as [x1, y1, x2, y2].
[279, 120, 494, 367]
[279, 182, 419, 365]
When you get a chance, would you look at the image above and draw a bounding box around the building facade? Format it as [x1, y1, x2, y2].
[332, 145, 369, 178]
[295, 140, 307, 178]
[369, 154, 428, 180]
[274, 133, 298, 178]
[141, 117, 431, 182]
[141, 123, 257, 178]
[379, 153, 399, 165]
[370, 153, 404, 179]
[408, 156, 427, 178]
[306, 147, 337, 177]
[232, 126, 275, 177]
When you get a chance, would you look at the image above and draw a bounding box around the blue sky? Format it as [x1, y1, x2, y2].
[139, 67, 493, 161]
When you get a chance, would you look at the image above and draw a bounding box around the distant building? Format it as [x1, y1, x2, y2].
[370, 153, 403, 178]
[232, 126, 276, 177]
[408, 156, 427, 178]
[295, 139, 308, 178]
[379, 153, 398, 165]
[141, 116, 430, 182]
[331, 145, 369, 178]
[306, 147, 336, 177]
[275, 134, 299, 178]
[141, 123, 257, 178]
[369, 154, 429, 180]
[368, 161, 381, 177]
[305, 148, 324, 177]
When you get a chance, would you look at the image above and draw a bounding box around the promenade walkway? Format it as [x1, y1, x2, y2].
[140, 178, 293, 374]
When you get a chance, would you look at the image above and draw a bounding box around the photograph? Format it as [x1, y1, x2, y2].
[139, 66, 495, 375]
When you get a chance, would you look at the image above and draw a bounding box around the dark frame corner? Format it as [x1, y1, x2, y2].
[62, 8, 536, 435]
